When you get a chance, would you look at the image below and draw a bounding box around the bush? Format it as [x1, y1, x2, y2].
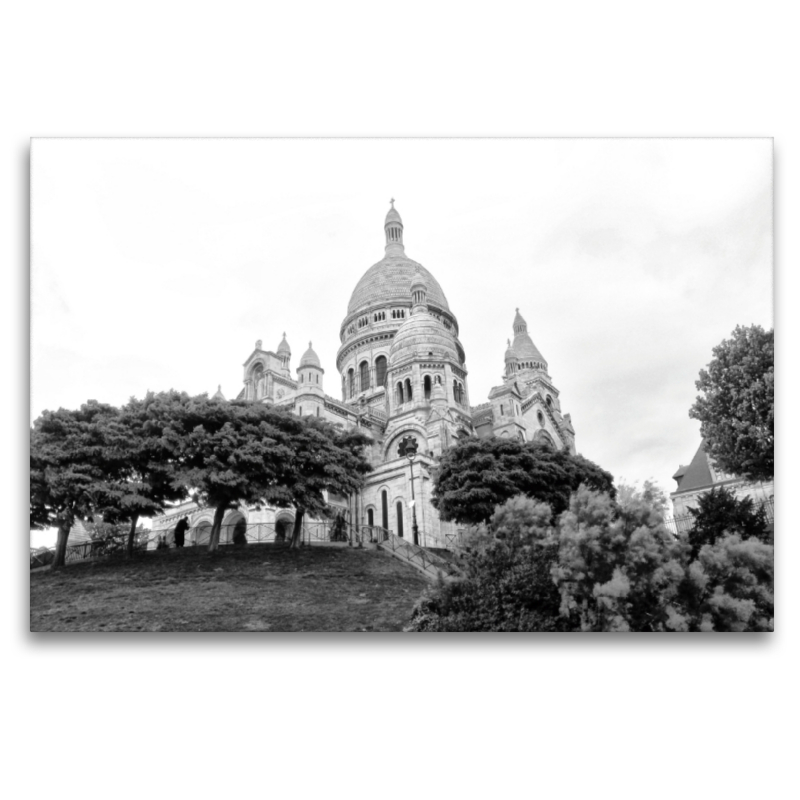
[409, 484, 774, 632]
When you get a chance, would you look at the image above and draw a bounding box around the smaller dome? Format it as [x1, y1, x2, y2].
[277, 332, 291, 354]
[504, 338, 516, 362]
[389, 310, 459, 364]
[299, 341, 321, 369]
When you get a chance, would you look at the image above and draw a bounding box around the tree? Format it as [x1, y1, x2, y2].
[101, 391, 191, 556]
[410, 496, 567, 632]
[687, 486, 770, 559]
[678, 534, 773, 632]
[689, 324, 774, 482]
[30, 401, 123, 568]
[553, 485, 687, 632]
[431, 437, 615, 525]
[171, 397, 296, 553]
[281, 418, 372, 549]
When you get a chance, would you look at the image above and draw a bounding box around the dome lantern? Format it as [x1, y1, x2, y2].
[384, 198, 404, 252]
[410, 266, 428, 314]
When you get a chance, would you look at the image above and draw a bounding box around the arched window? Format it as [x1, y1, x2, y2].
[375, 355, 387, 387]
[251, 363, 263, 398]
[546, 395, 553, 410]
[396, 382, 404, 405]
[404, 378, 413, 401]
[347, 368, 355, 399]
[424, 374, 432, 400]
[359, 361, 370, 392]
[367, 508, 374, 528]
[396, 502, 404, 538]
[381, 491, 389, 531]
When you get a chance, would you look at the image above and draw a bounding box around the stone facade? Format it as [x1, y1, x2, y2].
[153, 202, 577, 549]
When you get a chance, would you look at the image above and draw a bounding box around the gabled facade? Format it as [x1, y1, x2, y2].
[670, 440, 774, 517]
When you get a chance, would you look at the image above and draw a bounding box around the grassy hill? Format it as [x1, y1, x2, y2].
[30, 544, 430, 632]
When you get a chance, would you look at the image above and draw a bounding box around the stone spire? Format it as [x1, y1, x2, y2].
[511, 308, 547, 369]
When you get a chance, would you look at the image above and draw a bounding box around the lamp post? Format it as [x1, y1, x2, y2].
[399, 438, 420, 546]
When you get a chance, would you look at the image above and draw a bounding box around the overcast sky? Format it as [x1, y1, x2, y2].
[31, 138, 772, 530]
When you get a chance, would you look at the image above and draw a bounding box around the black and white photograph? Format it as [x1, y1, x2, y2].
[30, 138, 773, 633]
[8, 3, 796, 798]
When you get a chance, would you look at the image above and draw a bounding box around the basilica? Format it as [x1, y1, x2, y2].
[154, 202, 576, 549]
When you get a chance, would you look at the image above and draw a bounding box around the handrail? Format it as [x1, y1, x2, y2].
[377, 528, 458, 577]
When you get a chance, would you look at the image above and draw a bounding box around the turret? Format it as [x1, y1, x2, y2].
[297, 341, 324, 390]
[277, 332, 291, 376]
[410, 266, 428, 314]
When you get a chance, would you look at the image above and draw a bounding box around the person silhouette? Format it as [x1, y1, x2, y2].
[174, 517, 189, 548]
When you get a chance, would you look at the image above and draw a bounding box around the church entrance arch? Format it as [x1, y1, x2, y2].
[274, 512, 295, 543]
[222, 511, 246, 545]
[193, 520, 212, 546]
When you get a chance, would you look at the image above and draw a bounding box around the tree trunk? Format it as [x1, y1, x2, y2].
[125, 513, 140, 558]
[52, 521, 72, 569]
[289, 508, 305, 549]
[208, 505, 227, 553]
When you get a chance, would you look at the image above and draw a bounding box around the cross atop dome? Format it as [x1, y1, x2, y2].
[385, 199, 404, 251]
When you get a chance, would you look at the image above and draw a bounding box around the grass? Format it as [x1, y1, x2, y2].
[30, 543, 430, 632]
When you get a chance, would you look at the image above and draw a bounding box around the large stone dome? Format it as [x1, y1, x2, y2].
[347, 255, 450, 316]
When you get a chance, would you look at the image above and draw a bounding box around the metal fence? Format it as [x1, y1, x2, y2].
[663, 497, 774, 537]
[32, 517, 361, 569]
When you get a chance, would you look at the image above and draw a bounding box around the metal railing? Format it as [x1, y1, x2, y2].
[663, 497, 774, 537]
[376, 528, 460, 578]
[30, 516, 357, 569]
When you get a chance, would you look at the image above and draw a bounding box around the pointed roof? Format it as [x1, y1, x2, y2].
[672, 441, 714, 493]
[277, 332, 291, 355]
[511, 309, 547, 365]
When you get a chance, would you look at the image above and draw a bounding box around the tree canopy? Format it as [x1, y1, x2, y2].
[169, 397, 297, 552]
[102, 391, 191, 555]
[30, 401, 124, 567]
[278, 417, 372, 547]
[689, 324, 774, 482]
[431, 436, 615, 525]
